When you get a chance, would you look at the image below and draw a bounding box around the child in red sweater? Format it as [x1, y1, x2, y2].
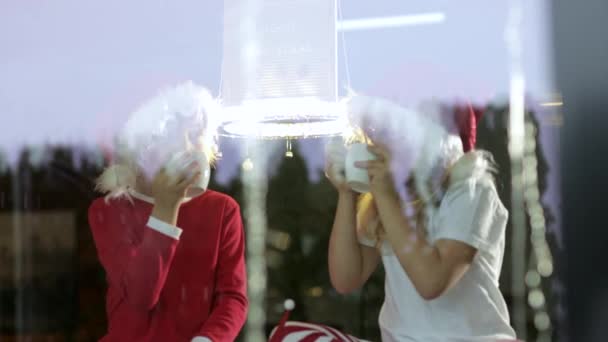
[89, 82, 247, 342]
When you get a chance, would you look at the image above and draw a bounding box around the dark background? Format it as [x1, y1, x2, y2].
[553, 0, 608, 341]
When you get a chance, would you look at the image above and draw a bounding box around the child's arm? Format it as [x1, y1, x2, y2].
[89, 164, 200, 311]
[88, 199, 182, 310]
[194, 199, 248, 342]
[374, 185, 486, 300]
[328, 191, 380, 294]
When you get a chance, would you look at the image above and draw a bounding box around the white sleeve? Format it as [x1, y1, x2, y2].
[147, 216, 183, 240]
[191, 337, 212, 342]
[434, 181, 500, 251]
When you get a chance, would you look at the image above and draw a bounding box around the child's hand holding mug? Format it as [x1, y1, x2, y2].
[324, 139, 350, 193]
[151, 153, 202, 207]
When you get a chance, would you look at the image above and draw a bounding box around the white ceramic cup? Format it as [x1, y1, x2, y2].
[345, 143, 376, 193]
[165, 150, 211, 197]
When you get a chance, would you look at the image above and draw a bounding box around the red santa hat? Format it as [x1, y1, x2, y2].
[454, 102, 484, 152]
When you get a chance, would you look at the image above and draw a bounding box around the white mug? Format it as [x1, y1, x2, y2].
[345, 143, 376, 193]
[165, 150, 211, 197]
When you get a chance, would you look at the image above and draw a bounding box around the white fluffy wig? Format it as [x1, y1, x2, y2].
[95, 81, 221, 201]
[347, 95, 464, 221]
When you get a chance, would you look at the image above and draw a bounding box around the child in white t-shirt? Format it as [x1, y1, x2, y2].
[325, 96, 517, 342]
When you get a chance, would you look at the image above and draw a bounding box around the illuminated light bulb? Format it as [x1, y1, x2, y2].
[285, 139, 294, 158]
[534, 312, 551, 331]
[528, 289, 545, 309]
[249, 272, 265, 292]
[539, 101, 563, 107]
[337, 13, 446, 32]
[307, 287, 323, 297]
[537, 259, 554, 277]
[525, 271, 541, 288]
[242, 158, 254, 171]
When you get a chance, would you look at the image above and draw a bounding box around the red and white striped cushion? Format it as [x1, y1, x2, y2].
[269, 320, 521, 342]
[269, 321, 368, 342]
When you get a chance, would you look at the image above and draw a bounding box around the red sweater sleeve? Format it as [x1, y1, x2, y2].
[196, 199, 248, 341]
[88, 198, 179, 311]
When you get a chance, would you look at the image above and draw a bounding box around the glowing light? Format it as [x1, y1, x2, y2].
[268, 230, 291, 251]
[509, 75, 526, 159]
[537, 259, 553, 277]
[284, 299, 295, 310]
[285, 140, 294, 157]
[220, 0, 343, 139]
[525, 271, 541, 287]
[250, 272, 266, 291]
[242, 158, 254, 171]
[528, 289, 545, 309]
[534, 312, 551, 331]
[539, 101, 563, 107]
[337, 13, 446, 32]
[220, 98, 348, 139]
[307, 286, 323, 297]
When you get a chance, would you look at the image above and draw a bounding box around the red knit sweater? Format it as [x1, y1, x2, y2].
[88, 190, 248, 342]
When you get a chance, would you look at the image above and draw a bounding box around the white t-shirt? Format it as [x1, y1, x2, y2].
[359, 176, 517, 342]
